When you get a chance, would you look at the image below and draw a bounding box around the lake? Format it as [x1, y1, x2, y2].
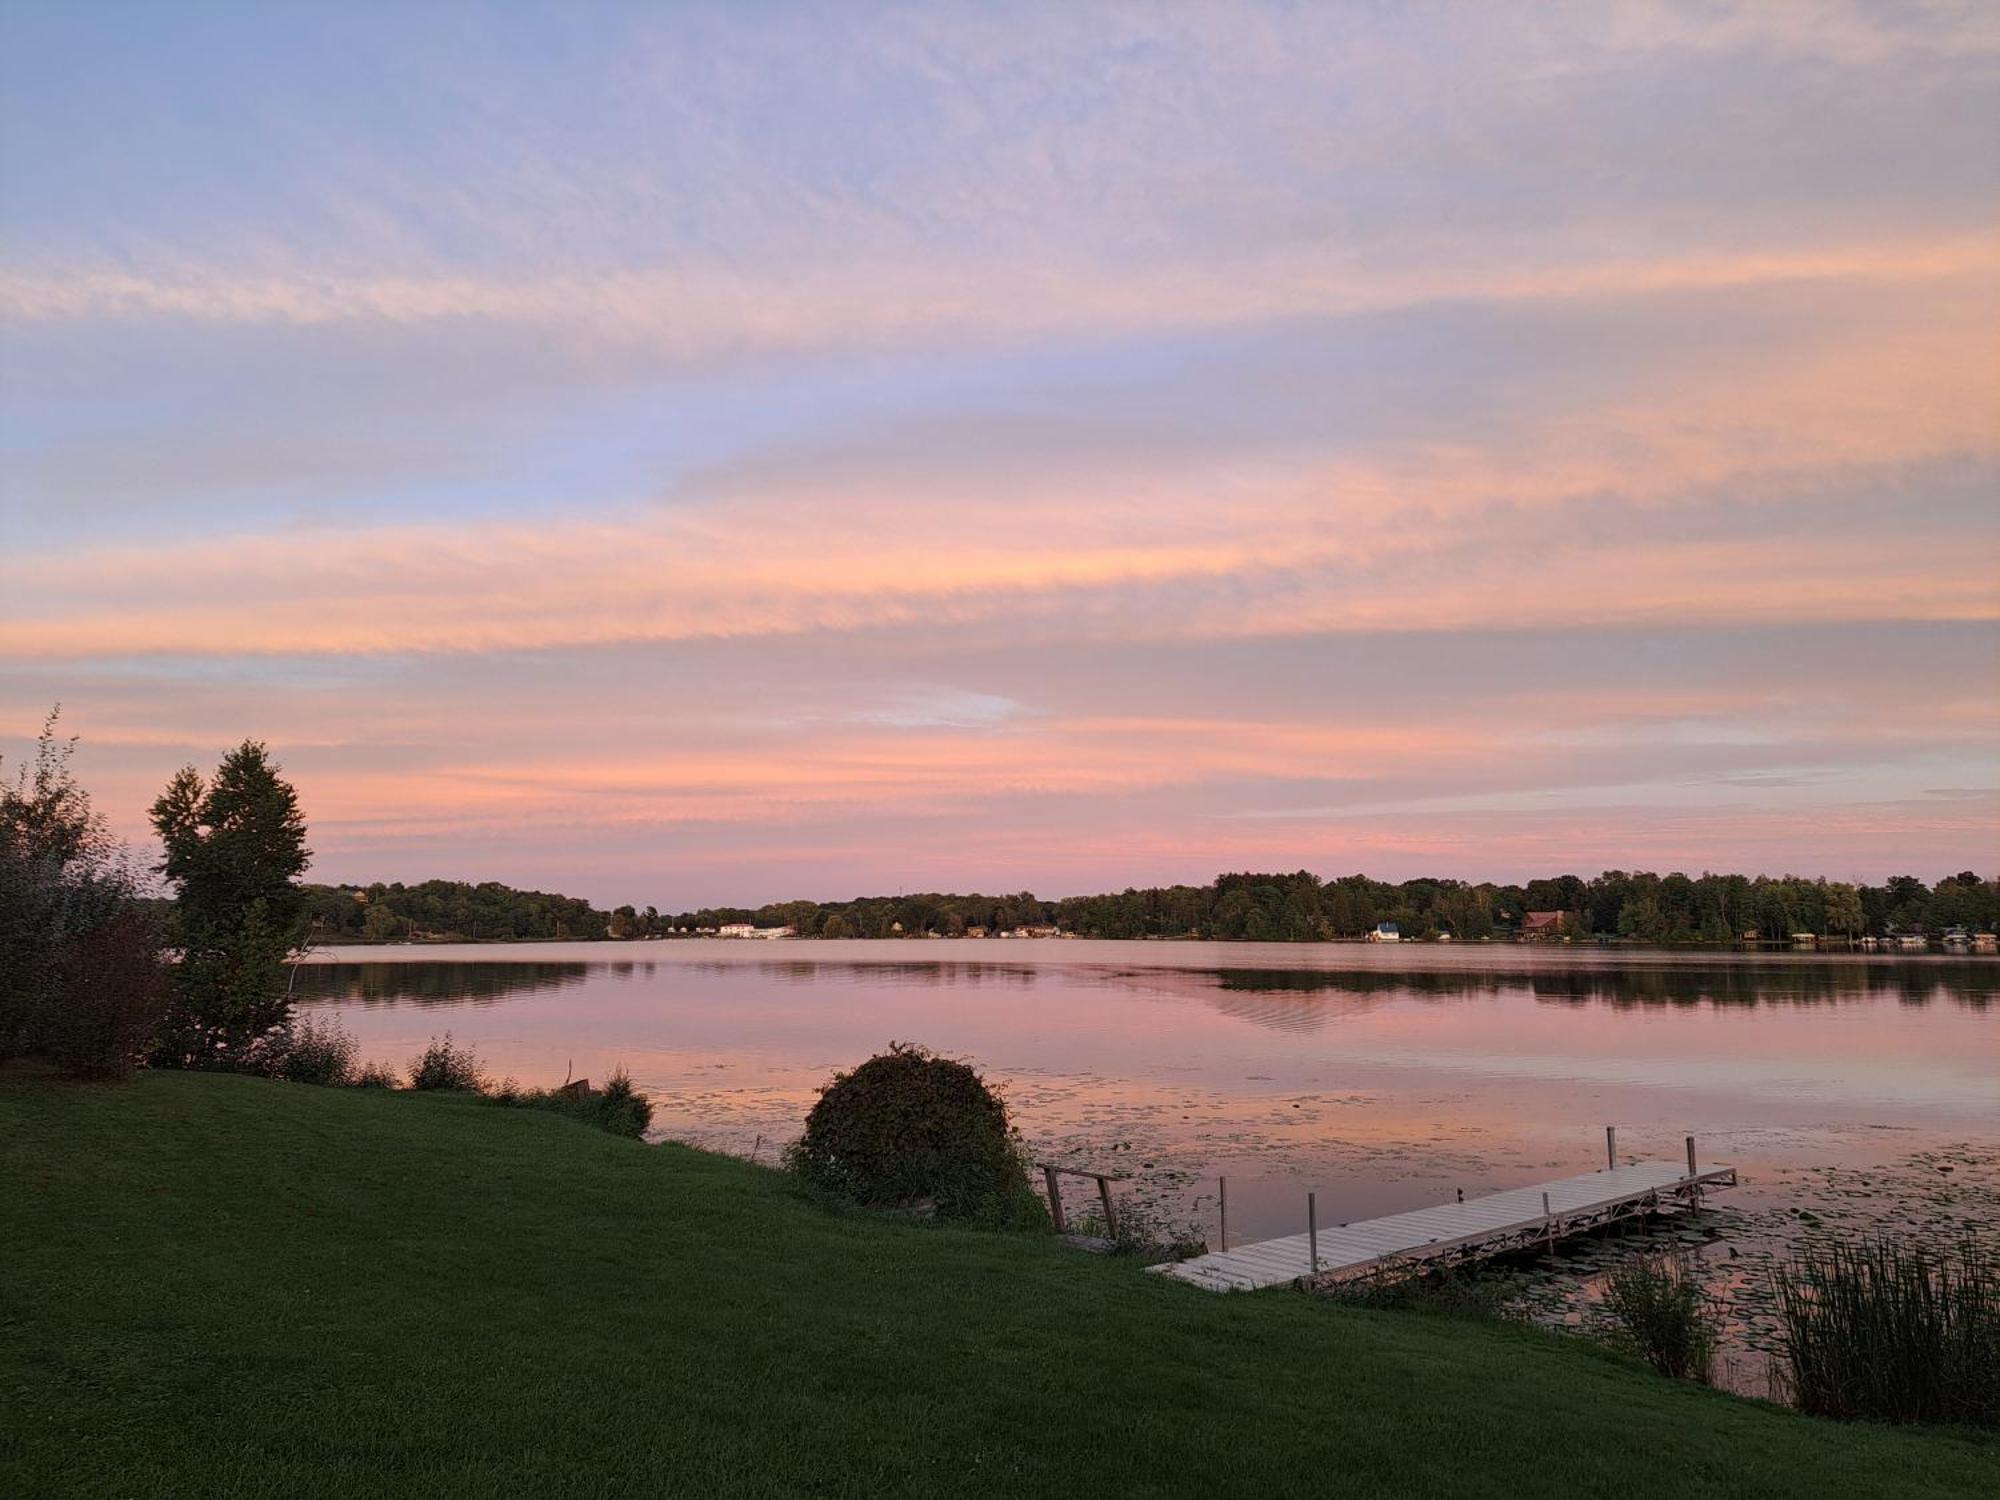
[296, 939, 1997, 1390]
[292, 938, 1996, 1227]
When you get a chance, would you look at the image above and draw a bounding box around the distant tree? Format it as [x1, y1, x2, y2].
[150, 742, 311, 1067]
[1824, 883, 1864, 938]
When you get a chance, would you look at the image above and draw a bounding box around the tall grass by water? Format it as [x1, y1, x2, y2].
[1775, 1237, 1999, 1427]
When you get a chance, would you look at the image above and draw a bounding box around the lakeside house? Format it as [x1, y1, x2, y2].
[1367, 921, 1401, 943]
[716, 923, 796, 940]
[1519, 910, 1565, 941]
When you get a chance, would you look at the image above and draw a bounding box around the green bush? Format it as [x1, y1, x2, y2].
[1600, 1253, 1715, 1383]
[351, 1060, 400, 1090]
[408, 1033, 484, 1092]
[788, 1043, 1046, 1229]
[485, 1068, 654, 1139]
[1775, 1237, 1999, 1426]
[250, 1012, 358, 1086]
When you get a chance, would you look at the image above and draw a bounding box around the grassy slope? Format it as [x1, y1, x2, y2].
[2, 1069, 1993, 1500]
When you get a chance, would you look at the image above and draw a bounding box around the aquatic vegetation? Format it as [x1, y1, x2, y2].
[1774, 1237, 1999, 1427]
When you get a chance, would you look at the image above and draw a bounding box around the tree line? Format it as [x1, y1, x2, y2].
[659, 869, 1997, 943]
[301, 880, 611, 943]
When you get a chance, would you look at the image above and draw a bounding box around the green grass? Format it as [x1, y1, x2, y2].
[3, 1069, 1994, 1499]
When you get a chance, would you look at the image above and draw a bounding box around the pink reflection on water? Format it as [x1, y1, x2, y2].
[296, 940, 1997, 1240]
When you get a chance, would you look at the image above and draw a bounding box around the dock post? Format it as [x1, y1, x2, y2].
[1685, 1135, 1701, 1213]
[1308, 1192, 1319, 1274]
[1456, 1187, 1464, 1203]
[1097, 1174, 1118, 1241]
[1606, 1126, 1616, 1170]
[1685, 1135, 1697, 1176]
[1043, 1165, 1066, 1234]
[1219, 1176, 1228, 1252]
[1542, 1191, 1554, 1252]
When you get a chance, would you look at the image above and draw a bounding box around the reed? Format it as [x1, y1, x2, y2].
[1774, 1237, 1999, 1427]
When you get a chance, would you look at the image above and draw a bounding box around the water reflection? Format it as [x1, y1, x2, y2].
[1202, 963, 1993, 1010]
[292, 960, 592, 1007]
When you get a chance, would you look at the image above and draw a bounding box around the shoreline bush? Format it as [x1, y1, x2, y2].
[409, 1033, 486, 1092]
[250, 1012, 359, 1087]
[489, 1068, 654, 1139]
[788, 1042, 1047, 1230]
[351, 1060, 401, 1090]
[1600, 1253, 1716, 1383]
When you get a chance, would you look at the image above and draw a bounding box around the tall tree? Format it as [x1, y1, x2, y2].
[151, 742, 311, 1067]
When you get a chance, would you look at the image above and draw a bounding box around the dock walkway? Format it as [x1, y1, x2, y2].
[1154, 1159, 1737, 1293]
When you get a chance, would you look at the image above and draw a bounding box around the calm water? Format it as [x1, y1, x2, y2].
[297, 940, 2000, 1393]
[295, 940, 1995, 1235]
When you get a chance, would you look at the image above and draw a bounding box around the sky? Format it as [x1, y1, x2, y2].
[2, 0, 1996, 908]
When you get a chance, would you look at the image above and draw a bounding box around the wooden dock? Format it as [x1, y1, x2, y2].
[1153, 1158, 1737, 1293]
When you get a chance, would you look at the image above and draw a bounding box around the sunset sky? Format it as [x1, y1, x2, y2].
[3, 1, 1996, 907]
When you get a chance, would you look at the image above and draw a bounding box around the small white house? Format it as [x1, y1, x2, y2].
[1367, 921, 1401, 943]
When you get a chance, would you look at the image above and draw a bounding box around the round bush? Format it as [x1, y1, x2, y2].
[790, 1043, 1046, 1229]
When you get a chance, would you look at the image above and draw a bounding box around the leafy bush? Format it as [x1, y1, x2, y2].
[485, 1068, 655, 1139]
[1775, 1237, 1999, 1426]
[351, 1060, 401, 1090]
[46, 908, 170, 1081]
[250, 1012, 358, 1086]
[2, 710, 166, 1072]
[408, 1033, 485, 1092]
[788, 1043, 1046, 1229]
[1600, 1254, 1715, 1383]
[588, 1070, 653, 1137]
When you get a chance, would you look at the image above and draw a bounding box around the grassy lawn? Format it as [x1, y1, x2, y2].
[3, 1068, 1994, 1498]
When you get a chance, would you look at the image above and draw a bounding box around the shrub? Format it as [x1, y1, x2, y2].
[46, 908, 170, 1081]
[590, 1069, 653, 1138]
[1600, 1253, 1715, 1383]
[250, 1012, 358, 1086]
[352, 1061, 401, 1090]
[485, 1069, 655, 1140]
[788, 1043, 1046, 1229]
[1775, 1237, 1999, 1427]
[408, 1033, 484, 1092]
[2, 709, 163, 1070]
